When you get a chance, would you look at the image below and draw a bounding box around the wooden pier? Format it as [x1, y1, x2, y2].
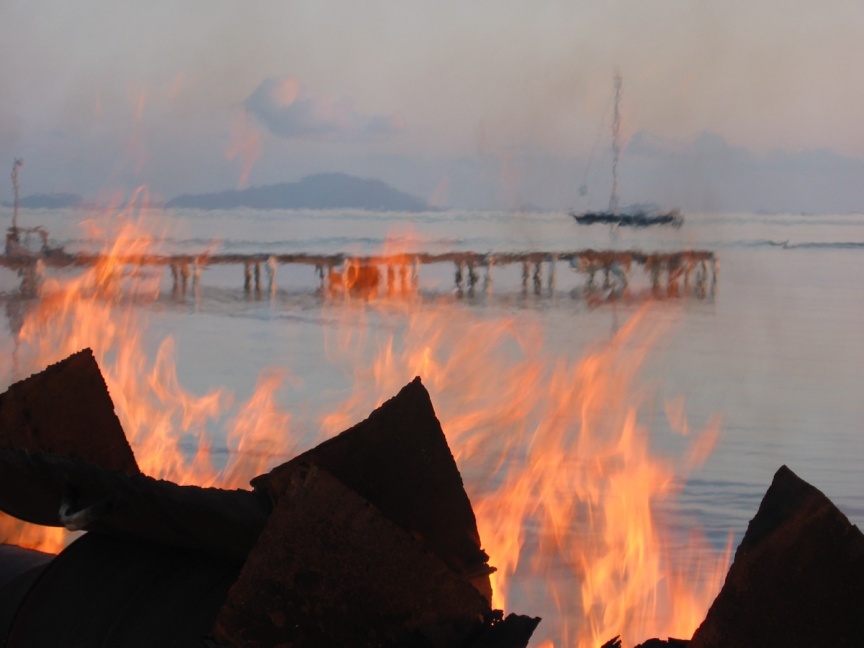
[0, 247, 718, 300]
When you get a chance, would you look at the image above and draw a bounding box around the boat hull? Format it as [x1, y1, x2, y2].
[569, 210, 683, 228]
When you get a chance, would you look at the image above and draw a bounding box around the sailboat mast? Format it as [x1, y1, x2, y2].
[608, 73, 622, 215]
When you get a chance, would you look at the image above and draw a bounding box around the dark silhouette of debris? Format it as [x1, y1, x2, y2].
[214, 463, 491, 648]
[689, 465, 864, 648]
[253, 376, 493, 600]
[4, 533, 239, 647]
[0, 352, 539, 647]
[0, 348, 138, 476]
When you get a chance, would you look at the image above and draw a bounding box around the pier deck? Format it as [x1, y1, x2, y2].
[1, 248, 718, 300]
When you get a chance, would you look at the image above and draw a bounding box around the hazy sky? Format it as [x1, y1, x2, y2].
[2, 1, 863, 211]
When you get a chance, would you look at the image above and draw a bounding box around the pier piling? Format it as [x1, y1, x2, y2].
[2, 248, 718, 302]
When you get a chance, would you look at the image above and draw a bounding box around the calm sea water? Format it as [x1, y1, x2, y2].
[2, 206, 863, 640]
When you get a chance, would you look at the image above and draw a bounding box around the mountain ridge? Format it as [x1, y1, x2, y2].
[165, 172, 432, 212]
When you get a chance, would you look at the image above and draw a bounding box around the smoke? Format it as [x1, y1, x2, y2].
[244, 77, 404, 141]
[225, 109, 263, 189]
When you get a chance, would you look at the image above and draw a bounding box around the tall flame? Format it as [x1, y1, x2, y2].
[320, 293, 730, 647]
[0, 212, 730, 646]
[1, 196, 293, 551]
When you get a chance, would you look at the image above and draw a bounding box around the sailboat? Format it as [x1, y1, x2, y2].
[569, 74, 683, 228]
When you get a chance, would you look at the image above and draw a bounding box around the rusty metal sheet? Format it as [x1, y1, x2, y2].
[5, 533, 238, 647]
[252, 377, 493, 599]
[690, 465, 864, 648]
[0, 544, 53, 641]
[0, 449, 268, 562]
[0, 348, 138, 475]
[215, 463, 491, 648]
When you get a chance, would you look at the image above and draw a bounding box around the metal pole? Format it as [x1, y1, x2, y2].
[11, 158, 23, 231]
[609, 74, 621, 215]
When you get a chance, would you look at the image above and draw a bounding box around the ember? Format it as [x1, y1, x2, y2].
[0, 351, 540, 646]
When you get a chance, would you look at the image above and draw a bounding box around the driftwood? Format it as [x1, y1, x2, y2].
[689, 465, 864, 648]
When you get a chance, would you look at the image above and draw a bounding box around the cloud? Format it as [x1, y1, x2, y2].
[244, 77, 403, 141]
[621, 130, 864, 214]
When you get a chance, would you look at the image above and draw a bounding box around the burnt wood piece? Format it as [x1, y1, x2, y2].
[4, 533, 239, 648]
[0, 348, 138, 475]
[214, 463, 498, 648]
[634, 640, 688, 648]
[689, 465, 864, 648]
[0, 449, 268, 562]
[252, 377, 493, 598]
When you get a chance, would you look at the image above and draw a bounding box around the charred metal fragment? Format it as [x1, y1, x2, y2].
[252, 377, 493, 599]
[0, 348, 138, 476]
[464, 611, 542, 648]
[215, 463, 492, 648]
[689, 465, 864, 648]
[0, 544, 53, 641]
[4, 533, 238, 648]
[0, 355, 539, 647]
[0, 449, 268, 562]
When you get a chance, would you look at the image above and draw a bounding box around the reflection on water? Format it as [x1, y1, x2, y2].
[0, 207, 863, 644]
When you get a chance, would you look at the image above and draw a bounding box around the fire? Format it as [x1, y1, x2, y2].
[0, 515, 68, 554]
[321, 293, 730, 647]
[1, 209, 729, 646]
[0, 194, 292, 552]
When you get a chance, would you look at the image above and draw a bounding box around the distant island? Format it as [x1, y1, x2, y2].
[1, 193, 84, 209]
[165, 173, 431, 212]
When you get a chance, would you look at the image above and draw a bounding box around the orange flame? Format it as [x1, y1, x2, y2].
[1, 213, 730, 647]
[321, 292, 730, 647]
[1, 195, 293, 552]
